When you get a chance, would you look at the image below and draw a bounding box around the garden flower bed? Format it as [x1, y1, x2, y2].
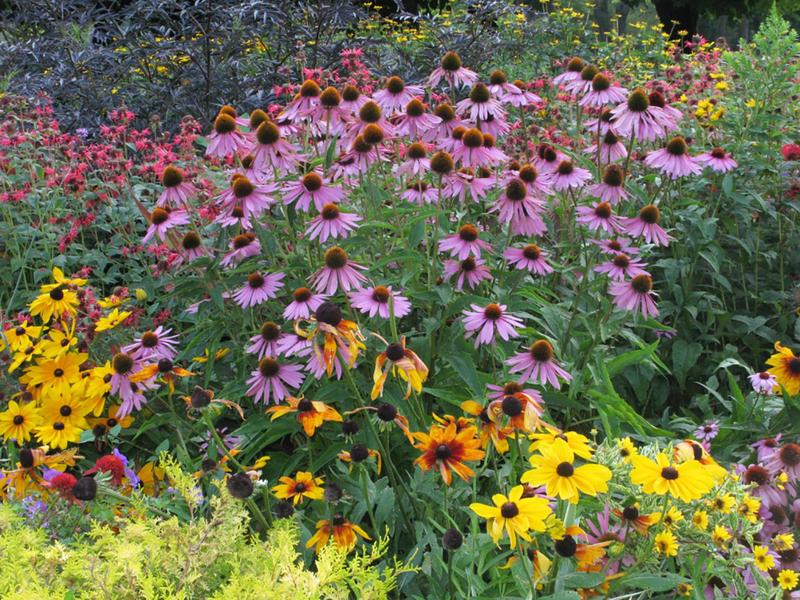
[0, 2, 799, 598]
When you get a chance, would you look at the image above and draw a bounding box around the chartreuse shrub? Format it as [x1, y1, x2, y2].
[0, 477, 413, 600]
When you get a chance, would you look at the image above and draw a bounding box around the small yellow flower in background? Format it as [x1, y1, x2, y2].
[654, 530, 678, 557]
[745, 98, 756, 108]
[715, 81, 728, 91]
[469, 485, 551, 548]
[192, 347, 230, 363]
[659, 506, 683, 528]
[676, 583, 693, 597]
[710, 72, 725, 80]
[95, 308, 132, 332]
[272, 471, 325, 505]
[774, 533, 795, 551]
[777, 472, 789, 490]
[712, 525, 732, 546]
[522, 438, 611, 504]
[753, 545, 775, 571]
[739, 495, 761, 523]
[709, 493, 735, 513]
[778, 569, 799, 591]
[692, 509, 709, 530]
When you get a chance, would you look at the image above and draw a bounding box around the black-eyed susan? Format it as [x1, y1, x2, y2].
[673, 440, 727, 482]
[39, 267, 87, 291]
[676, 583, 693, 597]
[371, 335, 428, 399]
[95, 308, 132, 332]
[413, 422, 484, 485]
[767, 342, 800, 396]
[0, 400, 41, 442]
[711, 524, 732, 546]
[338, 443, 382, 474]
[294, 301, 365, 378]
[88, 404, 134, 436]
[470, 485, 551, 548]
[752, 545, 776, 571]
[659, 506, 683, 528]
[37, 326, 77, 358]
[29, 287, 79, 323]
[654, 529, 678, 557]
[551, 525, 610, 569]
[614, 504, 658, 534]
[35, 416, 84, 449]
[1, 322, 43, 352]
[191, 347, 230, 364]
[40, 395, 91, 430]
[691, 509, 709, 530]
[617, 437, 638, 462]
[266, 396, 342, 436]
[778, 569, 799, 591]
[272, 471, 325, 505]
[486, 390, 543, 434]
[499, 547, 552, 589]
[460, 400, 512, 453]
[529, 427, 594, 459]
[521, 438, 611, 504]
[629, 452, 714, 502]
[130, 358, 192, 394]
[24, 352, 86, 398]
[708, 492, 736, 514]
[4, 446, 80, 498]
[738, 494, 761, 523]
[306, 515, 370, 554]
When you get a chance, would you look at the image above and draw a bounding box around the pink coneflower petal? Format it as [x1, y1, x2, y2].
[233, 272, 286, 308]
[310, 247, 367, 295]
[438, 224, 493, 259]
[246, 357, 305, 405]
[503, 244, 553, 276]
[305, 204, 362, 243]
[609, 275, 659, 318]
[349, 285, 411, 319]
[462, 303, 523, 347]
[505, 340, 571, 389]
[443, 257, 492, 291]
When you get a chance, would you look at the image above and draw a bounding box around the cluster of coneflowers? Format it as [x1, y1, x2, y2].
[5, 46, 800, 597]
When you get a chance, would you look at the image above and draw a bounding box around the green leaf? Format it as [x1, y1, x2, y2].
[606, 341, 661, 377]
[537, 592, 580, 600]
[444, 352, 482, 395]
[619, 573, 689, 592]
[560, 571, 606, 588]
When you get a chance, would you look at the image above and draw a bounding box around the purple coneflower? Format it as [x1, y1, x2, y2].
[584, 108, 615, 136]
[742, 464, 785, 508]
[696, 148, 737, 173]
[247, 322, 287, 359]
[592, 237, 640, 255]
[428, 51, 478, 89]
[647, 90, 681, 129]
[397, 142, 431, 177]
[490, 178, 547, 236]
[331, 135, 383, 180]
[220, 233, 261, 268]
[157, 165, 195, 208]
[307, 86, 350, 135]
[373, 76, 423, 114]
[476, 112, 510, 139]
[179, 231, 210, 263]
[752, 435, 781, 462]
[305, 203, 361, 243]
[512, 163, 553, 198]
[694, 420, 720, 443]
[532, 143, 565, 173]
[764, 443, 800, 480]
[206, 113, 249, 158]
[349, 285, 411, 319]
[610, 88, 670, 142]
[110, 353, 157, 417]
[280, 79, 321, 122]
[506, 339, 572, 389]
[594, 253, 649, 280]
[504, 244, 553, 276]
[439, 224, 493, 259]
[246, 357, 305, 405]
[462, 303, 523, 347]
[445, 168, 494, 204]
[283, 287, 326, 321]
[217, 176, 276, 222]
[394, 99, 441, 139]
[576, 202, 622, 234]
[443, 256, 492, 291]
[233, 272, 285, 308]
[402, 181, 439, 205]
[284, 171, 344, 213]
[486, 381, 544, 405]
[551, 160, 592, 192]
[565, 64, 600, 96]
[339, 84, 368, 114]
[456, 83, 506, 123]
[584, 130, 628, 165]
[622, 204, 671, 246]
[749, 371, 778, 394]
[644, 136, 701, 179]
[250, 120, 302, 175]
[487, 69, 520, 98]
[423, 103, 463, 143]
[123, 327, 180, 361]
[142, 207, 189, 243]
[346, 100, 395, 141]
[552, 57, 586, 87]
[310, 247, 367, 295]
[588, 164, 628, 204]
[452, 128, 495, 168]
[609, 275, 659, 318]
[579, 73, 628, 108]
[502, 79, 542, 107]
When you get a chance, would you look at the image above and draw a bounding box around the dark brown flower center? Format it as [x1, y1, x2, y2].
[501, 395, 522, 416]
[622, 506, 639, 520]
[371, 286, 390, 303]
[315, 302, 342, 326]
[591, 73, 610, 91]
[341, 84, 360, 101]
[458, 224, 478, 242]
[434, 102, 455, 121]
[631, 275, 653, 294]
[386, 75, 405, 94]
[788, 358, 800, 375]
[182, 232, 201, 250]
[613, 253, 630, 268]
[505, 178, 527, 201]
[603, 164, 624, 186]
[249, 109, 269, 129]
[580, 65, 599, 82]
[441, 50, 462, 71]
[157, 358, 173, 373]
[161, 165, 183, 187]
[256, 121, 281, 145]
[556, 462, 574, 477]
[648, 91, 666, 108]
[430, 151, 454, 174]
[484, 303, 502, 320]
[362, 124, 384, 145]
[566, 56, 585, 72]
[460, 257, 477, 272]
[406, 99, 425, 117]
[594, 202, 612, 218]
[530, 339, 554, 362]
[556, 161, 574, 176]
[233, 233, 254, 249]
[297, 398, 313, 412]
[406, 142, 427, 159]
[213, 114, 236, 134]
[469, 83, 491, 104]
[150, 208, 170, 225]
[53, 421, 65, 431]
[300, 79, 321, 98]
[435, 443, 452, 460]
[639, 204, 660, 224]
[261, 322, 280, 340]
[247, 272, 265, 288]
[523, 244, 541, 260]
[462, 128, 484, 148]
[233, 177, 255, 198]
[711, 147, 726, 159]
[303, 172, 322, 192]
[324, 247, 348, 269]
[112, 353, 133, 374]
[53, 368, 64, 378]
[500, 502, 519, 519]
[489, 69, 508, 85]
[385, 343, 405, 362]
[293, 287, 312, 302]
[519, 164, 538, 183]
[666, 137, 688, 156]
[320, 86, 341, 108]
[780, 443, 800, 466]
[141, 331, 159, 348]
[627, 88, 650, 112]
[13, 415, 24, 425]
[259, 358, 280, 377]
[321, 203, 340, 220]
[359, 101, 382, 124]
[660, 466, 679, 480]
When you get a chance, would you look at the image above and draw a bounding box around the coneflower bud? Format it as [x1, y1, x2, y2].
[320, 86, 342, 108]
[580, 65, 599, 82]
[73, 476, 97, 501]
[440, 51, 462, 71]
[430, 151, 454, 175]
[161, 165, 184, 187]
[341, 84, 360, 102]
[405, 98, 425, 117]
[300, 79, 321, 98]
[434, 102, 456, 122]
[315, 300, 343, 326]
[227, 473, 254, 499]
[376, 402, 398, 422]
[213, 114, 237, 134]
[256, 121, 281, 145]
[442, 528, 463, 550]
[249, 108, 269, 129]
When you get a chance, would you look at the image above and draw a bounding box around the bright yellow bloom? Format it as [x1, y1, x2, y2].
[266, 396, 342, 437]
[767, 342, 800, 396]
[629, 453, 714, 502]
[753, 545, 775, 571]
[371, 336, 427, 400]
[745, 98, 756, 108]
[306, 516, 370, 554]
[774, 533, 795, 551]
[676, 583, 693, 597]
[659, 506, 683, 528]
[712, 525, 732, 546]
[470, 485, 551, 548]
[529, 428, 593, 460]
[192, 347, 230, 363]
[1, 323, 42, 352]
[40, 395, 91, 430]
[739, 495, 761, 523]
[40, 267, 87, 291]
[618, 437, 638, 462]
[95, 308, 132, 332]
[521, 438, 611, 504]
[709, 493, 736, 513]
[0, 401, 41, 442]
[36, 417, 84, 449]
[778, 570, 799, 591]
[715, 81, 728, 91]
[29, 288, 79, 323]
[272, 471, 325, 505]
[692, 509, 709, 530]
[24, 352, 86, 398]
[654, 530, 678, 557]
[413, 422, 484, 485]
[37, 327, 77, 358]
